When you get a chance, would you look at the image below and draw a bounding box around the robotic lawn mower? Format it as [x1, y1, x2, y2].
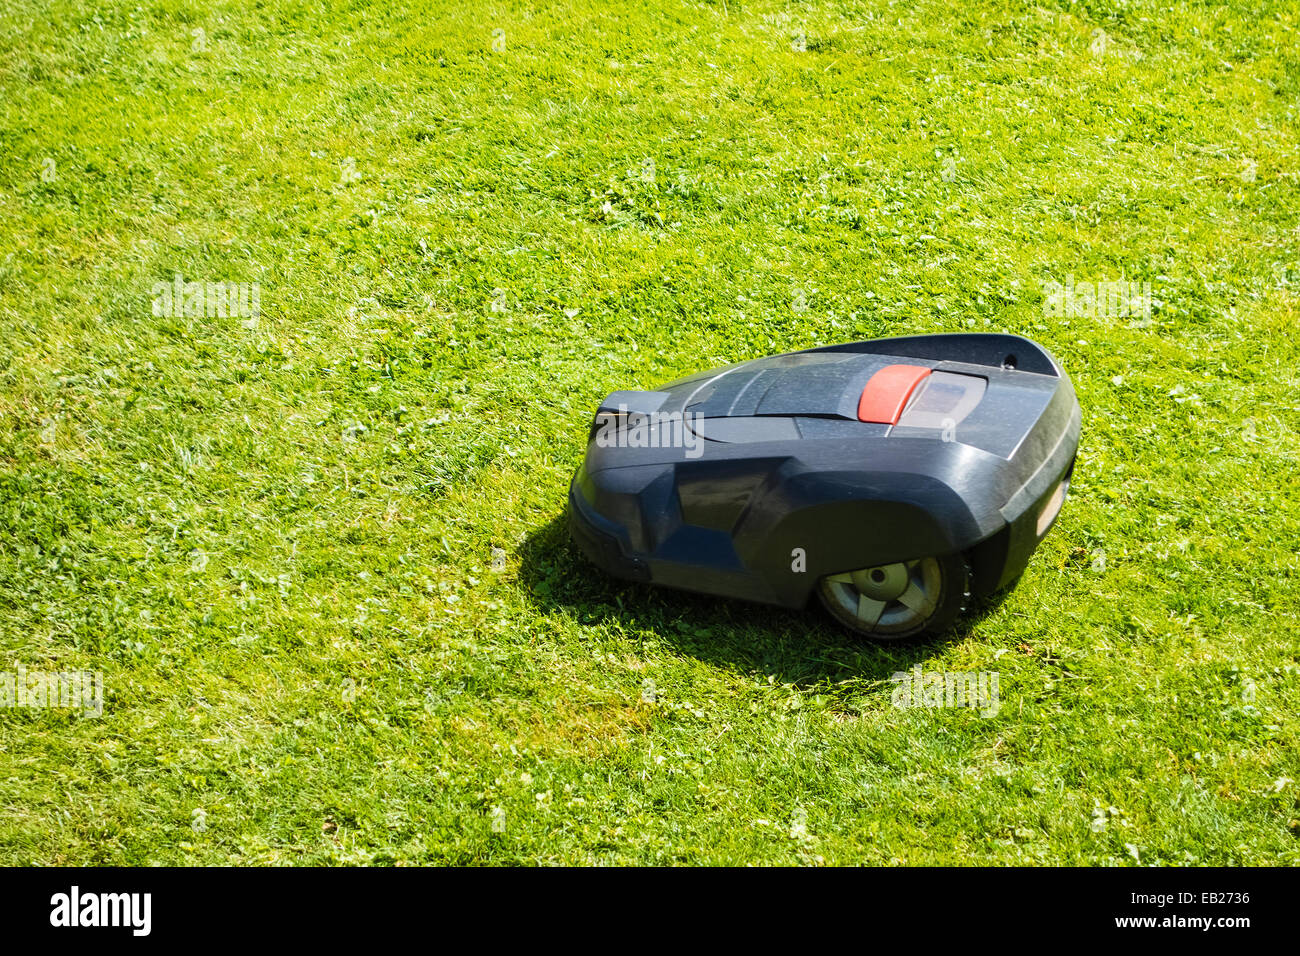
[568, 333, 1081, 640]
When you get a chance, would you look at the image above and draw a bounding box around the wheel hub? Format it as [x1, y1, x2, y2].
[850, 563, 910, 601]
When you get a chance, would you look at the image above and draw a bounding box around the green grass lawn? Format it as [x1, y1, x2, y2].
[0, 0, 1297, 865]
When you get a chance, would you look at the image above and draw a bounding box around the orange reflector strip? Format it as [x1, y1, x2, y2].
[857, 364, 932, 424]
[1036, 481, 1067, 537]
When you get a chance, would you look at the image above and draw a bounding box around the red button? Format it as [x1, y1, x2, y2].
[857, 364, 932, 424]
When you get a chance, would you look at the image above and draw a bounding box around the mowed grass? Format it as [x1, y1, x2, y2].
[0, 0, 1297, 865]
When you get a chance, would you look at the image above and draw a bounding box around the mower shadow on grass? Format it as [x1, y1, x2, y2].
[515, 514, 1009, 689]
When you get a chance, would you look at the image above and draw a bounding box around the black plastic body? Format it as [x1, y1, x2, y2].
[568, 333, 1081, 610]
